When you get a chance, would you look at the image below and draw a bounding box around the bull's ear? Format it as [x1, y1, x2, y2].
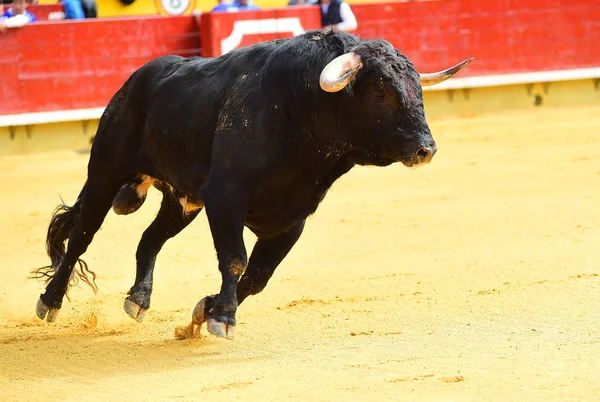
[320, 52, 363, 93]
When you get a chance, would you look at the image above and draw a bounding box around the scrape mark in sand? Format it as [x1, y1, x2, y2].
[349, 330, 402, 337]
[278, 295, 385, 310]
[474, 273, 599, 296]
[363, 272, 416, 281]
[284, 298, 329, 308]
[386, 377, 412, 383]
[386, 374, 435, 382]
[569, 273, 599, 279]
[0, 325, 127, 344]
[202, 381, 253, 391]
[439, 376, 465, 383]
[386, 374, 464, 383]
[350, 330, 373, 336]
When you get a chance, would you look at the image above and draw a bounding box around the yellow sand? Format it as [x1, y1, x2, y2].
[1, 104, 599, 401]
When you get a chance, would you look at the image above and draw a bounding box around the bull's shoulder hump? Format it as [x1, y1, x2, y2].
[139, 55, 209, 75]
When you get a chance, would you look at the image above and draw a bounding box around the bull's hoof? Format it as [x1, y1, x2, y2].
[192, 294, 218, 325]
[192, 295, 235, 339]
[207, 318, 235, 340]
[192, 297, 208, 325]
[124, 299, 147, 323]
[36, 297, 60, 322]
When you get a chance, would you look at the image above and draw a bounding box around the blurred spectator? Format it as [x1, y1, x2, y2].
[80, 0, 97, 18]
[212, 0, 259, 12]
[57, 0, 97, 19]
[1, 0, 37, 23]
[287, 0, 312, 5]
[60, 0, 85, 19]
[231, 0, 259, 11]
[2, 4, 26, 32]
[317, 0, 357, 32]
[212, 0, 234, 12]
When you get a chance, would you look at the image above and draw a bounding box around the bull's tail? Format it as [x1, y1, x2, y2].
[30, 183, 98, 297]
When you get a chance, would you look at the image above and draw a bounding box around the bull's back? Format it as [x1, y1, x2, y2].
[126, 45, 282, 190]
[94, 36, 327, 194]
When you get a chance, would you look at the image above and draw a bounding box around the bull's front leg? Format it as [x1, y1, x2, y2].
[194, 179, 248, 339]
[236, 220, 305, 305]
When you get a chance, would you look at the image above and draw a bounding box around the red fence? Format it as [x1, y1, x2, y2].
[0, 16, 200, 115]
[1, 0, 599, 117]
[351, 0, 600, 76]
[199, 0, 600, 77]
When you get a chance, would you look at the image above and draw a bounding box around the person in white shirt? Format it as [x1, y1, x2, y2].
[0, 1, 34, 33]
[316, 0, 357, 32]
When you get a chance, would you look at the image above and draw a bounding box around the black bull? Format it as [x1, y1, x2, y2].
[32, 30, 473, 339]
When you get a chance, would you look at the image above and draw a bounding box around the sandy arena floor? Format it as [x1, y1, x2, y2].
[0, 104, 599, 401]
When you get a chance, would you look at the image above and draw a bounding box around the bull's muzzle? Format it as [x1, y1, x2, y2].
[415, 144, 437, 165]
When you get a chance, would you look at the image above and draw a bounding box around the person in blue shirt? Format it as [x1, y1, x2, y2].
[61, 0, 86, 20]
[1, 0, 37, 23]
[212, 0, 259, 12]
[212, 0, 234, 12]
[232, 0, 259, 10]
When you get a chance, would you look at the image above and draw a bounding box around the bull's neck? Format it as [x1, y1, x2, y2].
[312, 152, 355, 196]
[305, 138, 356, 193]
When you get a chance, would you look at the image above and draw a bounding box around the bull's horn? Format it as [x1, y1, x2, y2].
[419, 57, 475, 87]
[320, 52, 363, 93]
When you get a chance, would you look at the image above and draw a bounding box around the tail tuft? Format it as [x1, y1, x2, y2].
[30, 197, 98, 297]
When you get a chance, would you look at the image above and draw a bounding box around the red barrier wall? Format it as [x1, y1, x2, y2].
[0, 16, 200, 115]
[351, 0, 600, 76]
[199, 6, 321, 57]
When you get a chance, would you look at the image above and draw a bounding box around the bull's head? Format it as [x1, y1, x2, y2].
[318, 41, 473, 168]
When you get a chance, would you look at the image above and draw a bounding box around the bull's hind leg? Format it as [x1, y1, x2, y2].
[36, 178, 125, 322]
[124, 186, 202, 322]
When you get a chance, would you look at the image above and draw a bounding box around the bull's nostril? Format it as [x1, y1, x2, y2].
[416, 147, 431, 160]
